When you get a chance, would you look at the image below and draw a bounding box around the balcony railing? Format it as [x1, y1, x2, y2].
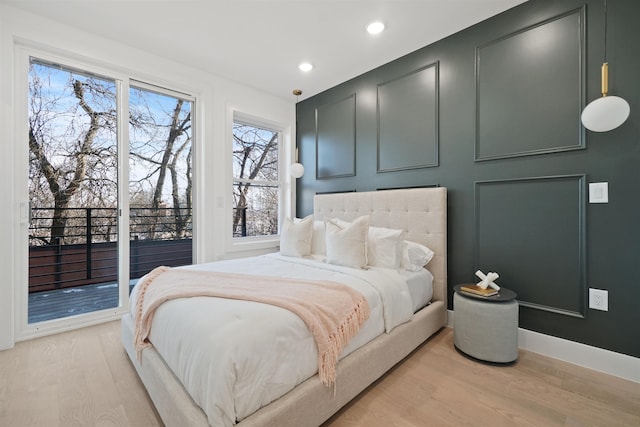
[28, 203, 281, 294]
[28, 207, 192, 293]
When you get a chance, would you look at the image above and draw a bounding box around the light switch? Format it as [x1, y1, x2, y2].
[589, 182, 608, 204]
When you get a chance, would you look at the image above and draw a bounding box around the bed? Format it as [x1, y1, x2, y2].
[121, 187, 447, 427]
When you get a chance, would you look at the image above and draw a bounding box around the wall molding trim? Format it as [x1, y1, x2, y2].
[474, 174, 587, 317]
[517, 327, 640, 384]
[376, 61, 439, 172]
[315, 93, 357, 180]
[474, 6, 586, 161]
[447, 309, 640, 384]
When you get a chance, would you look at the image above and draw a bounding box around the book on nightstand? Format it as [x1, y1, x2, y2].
[460, 284, 498, 297]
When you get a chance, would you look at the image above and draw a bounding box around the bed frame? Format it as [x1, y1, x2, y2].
[121, 187, 447, 427]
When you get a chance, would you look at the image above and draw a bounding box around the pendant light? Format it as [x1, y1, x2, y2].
[290, 89, 305, 179]
[581, 0, 630, 132]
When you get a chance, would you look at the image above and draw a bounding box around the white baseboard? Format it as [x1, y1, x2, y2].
[447, 309, 640, 384]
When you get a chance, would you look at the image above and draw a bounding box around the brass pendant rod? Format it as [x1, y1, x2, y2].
[601, 62, 609, 97]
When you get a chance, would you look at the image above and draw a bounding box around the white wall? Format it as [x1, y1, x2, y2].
[0, 4, 295, 350]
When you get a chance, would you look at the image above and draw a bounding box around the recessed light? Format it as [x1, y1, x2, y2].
[298, 62, 313, 72]
[366, 21, 385, 35]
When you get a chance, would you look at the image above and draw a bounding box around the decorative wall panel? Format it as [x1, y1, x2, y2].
[296, 0, 640, 359]
[475, 8, 585, 161]
[316, 94, 356, 179]
[377, 63, 439, 172]
[475, 175, 586, 317]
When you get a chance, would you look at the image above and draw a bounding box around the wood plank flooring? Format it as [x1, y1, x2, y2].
[0, 320, 161, 426]
[323, 329, 640, 427]
[0, 321, 638, 427]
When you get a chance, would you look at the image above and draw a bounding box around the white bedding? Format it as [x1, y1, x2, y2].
[403, 268, 434, 312]
[130, 253, 432, 427]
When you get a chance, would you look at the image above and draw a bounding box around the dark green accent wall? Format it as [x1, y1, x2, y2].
[475, 8, 585, 159]
[295, 0, 640, 358]
[316, 94, 356, 179]
[377, 63, 439, 171]
[475, 175, 586, 317]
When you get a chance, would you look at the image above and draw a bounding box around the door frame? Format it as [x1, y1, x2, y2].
[15, 45, 131, 340]
[14, 42, 199, 342]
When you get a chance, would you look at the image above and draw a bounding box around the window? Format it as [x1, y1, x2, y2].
[232, 119, 280, 238]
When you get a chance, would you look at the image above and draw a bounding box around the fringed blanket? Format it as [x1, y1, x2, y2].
[134, 266, 370, 387]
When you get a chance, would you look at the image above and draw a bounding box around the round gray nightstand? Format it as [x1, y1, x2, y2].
[453, 284, 519, 363]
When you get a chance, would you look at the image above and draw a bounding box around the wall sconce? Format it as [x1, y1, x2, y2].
[291, 89, 304, 178]
[581, 0, 630, 132]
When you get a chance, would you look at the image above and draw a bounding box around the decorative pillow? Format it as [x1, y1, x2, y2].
[367, 226, 404, 269]
[325, 215, 369, 269]
[311, 220, 326, 256]
[401, 240, 435, 272]
[333, 219, 404, 269]
[280, 215, 313, 258]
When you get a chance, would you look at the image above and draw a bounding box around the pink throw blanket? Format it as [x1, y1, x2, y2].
[134, 266, 370, 387]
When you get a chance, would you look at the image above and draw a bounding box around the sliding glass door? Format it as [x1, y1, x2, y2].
[24, 56, 194, 329]
[128, 84, 193, 285]
[27, 59, 120, 323]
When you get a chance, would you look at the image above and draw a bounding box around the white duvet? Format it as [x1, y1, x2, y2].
[130, 253, 421, 427]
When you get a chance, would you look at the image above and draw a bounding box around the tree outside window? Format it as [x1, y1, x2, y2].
[27, 58, 193, 294]
[232, 121, 280, 238]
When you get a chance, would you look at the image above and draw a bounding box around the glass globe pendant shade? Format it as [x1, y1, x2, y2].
[290, 162, 305, 178]
[581, 95, 630, 132]
[582, 62, 630, 132]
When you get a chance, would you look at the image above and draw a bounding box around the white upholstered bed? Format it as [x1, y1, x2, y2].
[121, 187, 447, 426]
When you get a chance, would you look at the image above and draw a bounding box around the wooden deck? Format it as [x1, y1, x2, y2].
[28, 281, 136, 324]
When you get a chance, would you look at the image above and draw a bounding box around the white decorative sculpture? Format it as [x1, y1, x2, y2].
[475, 270, 500, 291]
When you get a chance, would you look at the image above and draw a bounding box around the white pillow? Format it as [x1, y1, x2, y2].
[280, 215, 313, 258]
[367, 226, 404, 269]
[333, 219, 404, 269]
[401, 240, 435, 272]
[325, 215, 369, 269]
[311, 220, 326, 256]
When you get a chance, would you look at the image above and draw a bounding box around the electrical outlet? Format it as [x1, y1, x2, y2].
[589, 288, 609, 311]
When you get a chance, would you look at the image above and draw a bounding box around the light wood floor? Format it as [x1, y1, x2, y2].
[0, 321, 638, 427]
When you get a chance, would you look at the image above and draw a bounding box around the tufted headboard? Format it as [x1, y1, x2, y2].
[313, 187, 447, 303]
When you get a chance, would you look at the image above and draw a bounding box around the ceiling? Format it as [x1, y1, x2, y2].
[3, 0, 528, 102]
